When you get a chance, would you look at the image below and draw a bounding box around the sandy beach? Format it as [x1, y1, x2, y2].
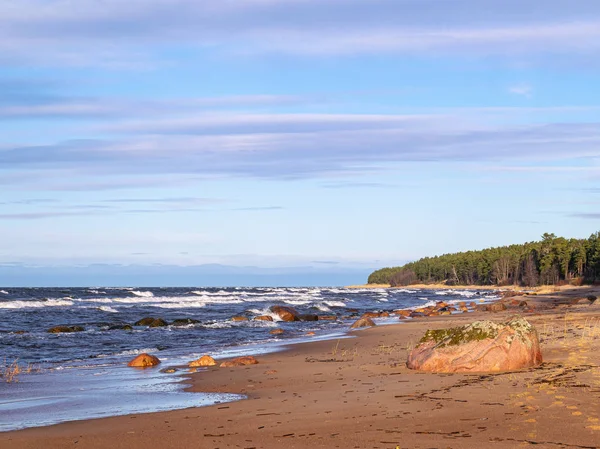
[2, 286, 600, 449]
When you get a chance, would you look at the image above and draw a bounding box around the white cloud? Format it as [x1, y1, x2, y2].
[509, 84, 533, 98]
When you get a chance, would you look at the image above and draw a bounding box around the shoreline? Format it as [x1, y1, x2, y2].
[2, 285, 600, 448]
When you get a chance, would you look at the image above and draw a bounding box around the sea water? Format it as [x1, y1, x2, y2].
[0, 286, 498, 431]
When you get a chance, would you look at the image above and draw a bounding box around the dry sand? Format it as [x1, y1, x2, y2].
[2, 286, 600, 449]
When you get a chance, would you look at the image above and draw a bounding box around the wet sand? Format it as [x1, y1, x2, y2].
[2, 286, 600, 448]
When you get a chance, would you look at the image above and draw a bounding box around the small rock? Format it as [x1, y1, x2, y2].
[269, 305, 300, 322]
[488, 302, 507, 312]
[220, 356, 259, 368]
[189, 355, 217, 367]
[270, 328, 284, 335]
[108, 324, 133, 331]
[160, 367, 177, 374]
[306, 331, 316, 336]
[318, 315, 337, 320]
[350, 317, 376, 329]
[128, 353, 161, 368]
[299, 314, 319, 321]
[48, 325, 84, 333]
[171, 318, 200, 326]
[231, 316, 249, 322]
[253, 315, 274, 321]
[134, 317, 168, 327]
[394, 309, 412, 317]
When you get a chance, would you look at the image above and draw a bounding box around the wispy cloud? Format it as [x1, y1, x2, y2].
[2, 115, 600, 186]
[570, 213, 600, 219]
[508, 83, 533, 98]
[1, 1, 600, 66]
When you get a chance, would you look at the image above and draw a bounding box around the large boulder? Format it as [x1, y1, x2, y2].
[189, 355, 217, 367]
[220, 356, 259, 368]
[407, 318, 542, 373]
[128, 353, 161, 368]
[350, 317, 376, 329]
[269, 305, 300, 322]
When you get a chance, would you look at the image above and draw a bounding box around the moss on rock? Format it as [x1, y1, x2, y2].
[419, 318, 534, 348]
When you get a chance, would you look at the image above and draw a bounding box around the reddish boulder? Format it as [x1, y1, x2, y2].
[361, 311, 388, 319]
[220, 356, 259, 368]
[407, 318, 542, 373]
[269, 305, 300, 322]
[254, 315, 274, 321]
[350, 317, 376, 329]
[394, 309, 411, 317]
[188, 355, 217, 367]
[488, 302, 507, 312]
[231, 316, 249, 322]
[128, 353, 161, 368]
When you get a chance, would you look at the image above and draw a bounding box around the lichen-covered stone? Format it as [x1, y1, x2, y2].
[407, 318, 542, 373]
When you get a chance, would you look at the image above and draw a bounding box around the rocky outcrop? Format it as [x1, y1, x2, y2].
[134, 317, 168, 327]
[47, 325, 84, 333]
[407, 318, 542, 373]
[350, 317, 376, 329]
[128, 353, 161, 368]
[220, 356, 259, 368]
[189, 355, 217, 367]
[269, 305, 300, 322]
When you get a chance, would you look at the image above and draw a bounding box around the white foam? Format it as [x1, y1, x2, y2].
[0, 290, 8, 294]
[0, 299, 74, 309]
[130, 290, 154, 297]
[324, 300, 346, 308]
[98, 306, 119, 313]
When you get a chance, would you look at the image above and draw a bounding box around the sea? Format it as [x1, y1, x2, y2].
[0, 286, 499, 431]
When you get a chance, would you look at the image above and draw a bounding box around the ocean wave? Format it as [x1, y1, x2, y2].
[0, 290, 8, 294]
[150, 302, 208, 309]
[98, 306, 119, 313]
[0, 299, 74, 309]
[94, 347, 160, 359]
[130, 290, 154, 297]
[324, 300, 346, 308]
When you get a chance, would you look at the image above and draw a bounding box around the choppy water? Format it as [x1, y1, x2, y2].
[0, 286, 498, 431]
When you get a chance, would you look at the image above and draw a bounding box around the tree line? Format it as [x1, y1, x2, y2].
[368, 232, 600, 287]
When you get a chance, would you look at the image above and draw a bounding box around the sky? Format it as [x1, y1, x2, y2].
[1, 0, 600, 286]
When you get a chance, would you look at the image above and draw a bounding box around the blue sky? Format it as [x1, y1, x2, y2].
[1, 0, 600, 286]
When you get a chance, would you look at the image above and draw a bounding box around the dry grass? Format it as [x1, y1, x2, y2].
[1, 359, 40, 383]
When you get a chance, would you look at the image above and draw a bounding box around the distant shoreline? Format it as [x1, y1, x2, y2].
[346, 283, 586, 293]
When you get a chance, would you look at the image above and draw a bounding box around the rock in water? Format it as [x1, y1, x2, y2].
[134, 317, 168, 327]
[220, 356, 259, 368]
[189, 355, 217, 367]
[350, 317, 376, 329]
[269, 305, 300, 322]
[128, 353, 161, 368]
[47, 325, 84, 333]
[407, 318, 542, 373]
